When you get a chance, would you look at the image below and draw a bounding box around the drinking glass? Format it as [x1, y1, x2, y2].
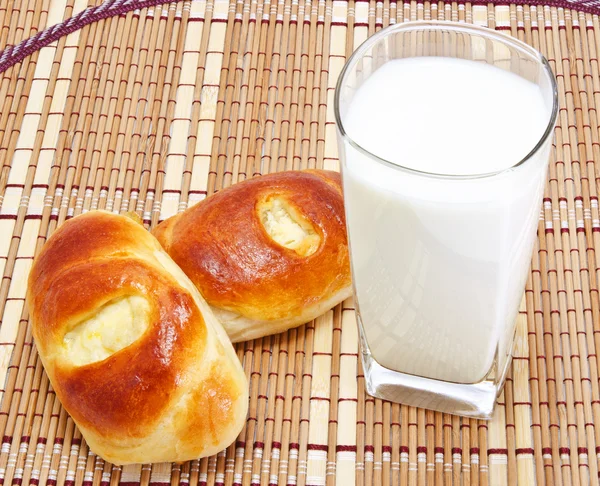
[335, 21, 558, 418]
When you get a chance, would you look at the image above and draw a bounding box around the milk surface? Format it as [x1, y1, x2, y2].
[341, 57, 551, 384]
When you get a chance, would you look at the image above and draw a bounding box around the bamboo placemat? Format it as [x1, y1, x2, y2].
[0, 0, 599, 484]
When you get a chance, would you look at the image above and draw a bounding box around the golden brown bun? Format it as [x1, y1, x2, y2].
[154, 170, 352, 342]
[27, 211, 248, 465]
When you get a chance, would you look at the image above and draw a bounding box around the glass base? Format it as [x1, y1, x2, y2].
[357, 315, 513, 420]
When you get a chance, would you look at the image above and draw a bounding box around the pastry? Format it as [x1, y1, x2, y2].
[27, 211, 248, 465]
[154, 170, 352, 343]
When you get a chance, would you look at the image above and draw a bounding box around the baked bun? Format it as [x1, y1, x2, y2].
[154, 170, 352, 343]
[27, 211, 248, 465]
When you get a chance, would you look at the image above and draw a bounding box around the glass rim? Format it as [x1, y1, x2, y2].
[333, 20, 559, 180]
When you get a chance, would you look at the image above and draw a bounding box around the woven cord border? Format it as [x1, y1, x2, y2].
[0, 0, 179, 74]
[2, 0, 600, 75]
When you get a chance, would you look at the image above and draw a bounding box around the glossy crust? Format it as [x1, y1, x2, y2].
[27, 211, 248, 465]
[154, 170, 352, 342]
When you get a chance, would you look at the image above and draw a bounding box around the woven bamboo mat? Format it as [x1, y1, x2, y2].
[0, 0, 599, 484]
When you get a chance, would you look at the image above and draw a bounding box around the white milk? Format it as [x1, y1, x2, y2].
[341, 57, 552, 384]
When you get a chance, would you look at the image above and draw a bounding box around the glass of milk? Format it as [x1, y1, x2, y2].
[335, 21, 558, 418]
